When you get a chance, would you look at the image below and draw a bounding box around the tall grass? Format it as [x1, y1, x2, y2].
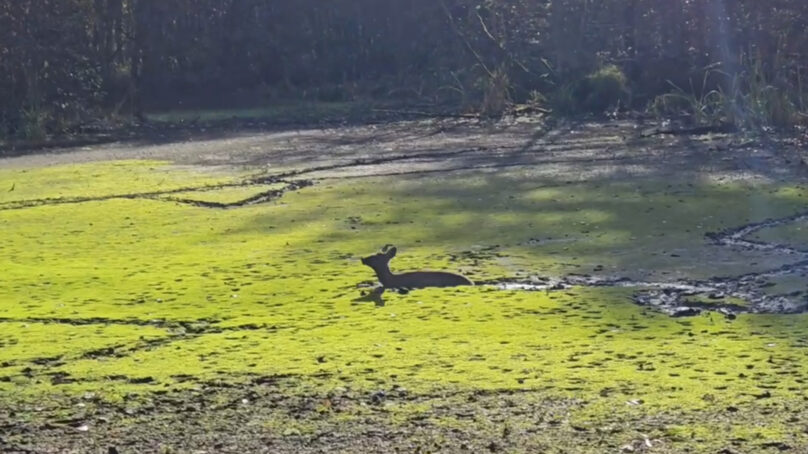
[20, 105, 48, 140]
[480, 67, 512, 117]
[649, 54, 802, 130]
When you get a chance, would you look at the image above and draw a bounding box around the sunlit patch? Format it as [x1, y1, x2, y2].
[157, 183, 288, 206]
[0, 161, 249, 205]
[0, 321, 169, 387]
[2, 159, 808, 447]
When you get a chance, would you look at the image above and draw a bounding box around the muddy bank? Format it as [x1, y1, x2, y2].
[2, 377, 802, 454]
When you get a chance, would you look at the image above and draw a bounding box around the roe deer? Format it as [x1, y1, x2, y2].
[361, 245, 473, 293]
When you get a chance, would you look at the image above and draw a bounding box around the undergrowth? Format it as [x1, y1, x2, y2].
[649, 54, 805, 130]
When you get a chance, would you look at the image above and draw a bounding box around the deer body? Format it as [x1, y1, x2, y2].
[361, 246, 473, 291]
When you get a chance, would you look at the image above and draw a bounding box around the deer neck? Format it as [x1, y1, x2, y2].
[373, 264, 397, 287]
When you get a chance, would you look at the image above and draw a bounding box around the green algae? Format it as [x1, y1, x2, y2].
[751, 218, 808, 247]
[0, 161, 249, 205]
[58, 286, 808, 415]
[0, 322, 169, 382]
[2, 160, 808, 450]
[158, 183, 287, 205]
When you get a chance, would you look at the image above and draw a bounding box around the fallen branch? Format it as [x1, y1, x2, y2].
[371, 108, 479, 119]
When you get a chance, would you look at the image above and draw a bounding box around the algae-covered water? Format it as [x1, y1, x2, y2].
[1, 156, 808, 452]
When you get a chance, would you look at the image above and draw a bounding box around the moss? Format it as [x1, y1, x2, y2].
[750, 219, 808, 246]
[2, 160, 808, 450]
[0, 161, 249, 205]
[159, 183, 287, 205]
[0, 322, 167, 367]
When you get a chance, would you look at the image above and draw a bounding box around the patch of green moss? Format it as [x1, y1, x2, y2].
[0, 321, 169, 392]
[0, 322, 167, 365]
[159, 183, 287, 205]
[750, 219, 808, 247]
[3, 160, 808, 450]
[0, 161, 249, 205]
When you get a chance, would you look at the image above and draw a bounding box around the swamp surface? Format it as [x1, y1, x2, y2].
[1, 118, 808, 453]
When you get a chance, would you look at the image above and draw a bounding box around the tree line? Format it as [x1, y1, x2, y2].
[2, 0, 807, 138]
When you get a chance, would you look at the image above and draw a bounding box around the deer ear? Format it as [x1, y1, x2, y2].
[387, 247, 397, 258]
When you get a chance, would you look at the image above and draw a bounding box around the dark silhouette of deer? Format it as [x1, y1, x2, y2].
[361, 245, 472, 295]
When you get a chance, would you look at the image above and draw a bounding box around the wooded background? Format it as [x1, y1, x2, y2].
[2, 0, 807, 137]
